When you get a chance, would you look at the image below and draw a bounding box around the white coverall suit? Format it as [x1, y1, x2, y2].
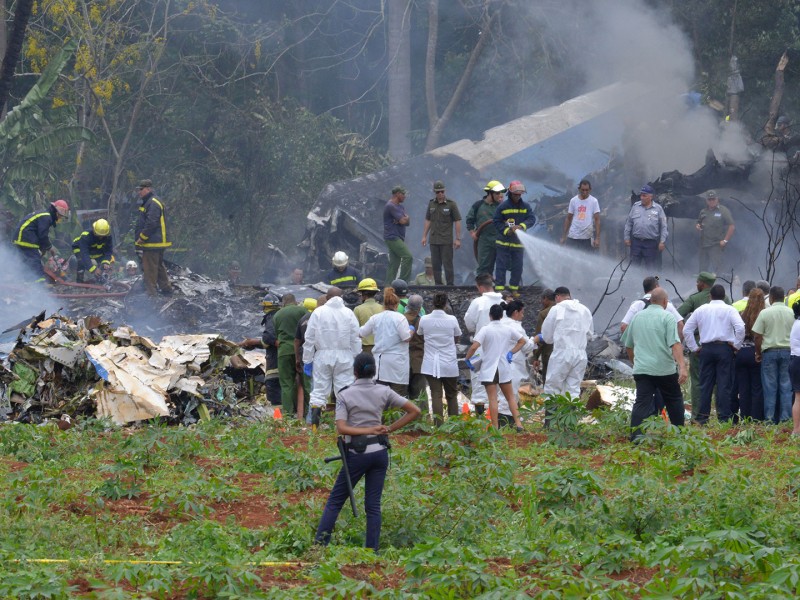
[302, 296, 362, 409]
[541, 298, 594, 397]
[463, 291, 503, 405]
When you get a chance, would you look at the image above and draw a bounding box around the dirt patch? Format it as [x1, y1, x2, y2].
[607, 565, 658, 586]
[505, 432, 548, 448]
[277, 435, 310, 451]
[0, 458, 29, 472]
[339, 564, 406, 590]
[210, 495, 280, 528]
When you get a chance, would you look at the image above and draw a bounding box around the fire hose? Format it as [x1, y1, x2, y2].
[472, 220, 494, 259]
[43, 266, 131, 299]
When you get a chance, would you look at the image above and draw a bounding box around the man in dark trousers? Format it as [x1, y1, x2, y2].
[466, 180, 504, 277]
[421, 180, 462, 285]
[492, 181, 535, 294]
[134, 179, 173, 296]
[621, 288, 688, 441]
[12, 199, 70, 281]
[273, 294, 310, 420]
[240, 292, 282, 407]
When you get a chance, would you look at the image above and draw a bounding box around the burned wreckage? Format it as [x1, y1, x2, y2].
[1, 82, 791, 426]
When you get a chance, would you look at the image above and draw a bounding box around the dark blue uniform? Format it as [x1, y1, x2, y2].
[492, 196, 535, 292]
[12, 207, 57, 280]
[72, 230, 114, 276]
[326, 265, 359, 288]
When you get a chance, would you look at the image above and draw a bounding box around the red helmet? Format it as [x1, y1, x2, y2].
[507, 181, 526, 194]
[51, 199, 70, 218]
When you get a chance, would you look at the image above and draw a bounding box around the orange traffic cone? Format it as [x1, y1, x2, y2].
[273, 406, 283, 420]
[660, 408, 668, 423]
[485, 407, 492, 421]
[461, 402, 470, 419]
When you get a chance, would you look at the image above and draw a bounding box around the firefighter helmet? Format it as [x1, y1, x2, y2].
[93, 218, 111, 236]
[508, 180, 526, 193]
[262, 291, 281, 311]
[357, 278, 379, 292]
[484, 180, 502, 192]
[51, 199, 70, 218]
[332, 251, 349, 268]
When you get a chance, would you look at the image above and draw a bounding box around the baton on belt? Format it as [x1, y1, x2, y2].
[324, 436, 358, 517]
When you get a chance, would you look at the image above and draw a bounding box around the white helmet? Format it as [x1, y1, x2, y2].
[125, 260, 137, 270]
[332, 251, 349, 268]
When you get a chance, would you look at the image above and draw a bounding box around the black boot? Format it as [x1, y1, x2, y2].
[76, 270, 85, 283]
[310, 407, 321, 431]
[474, 403, 485, 416]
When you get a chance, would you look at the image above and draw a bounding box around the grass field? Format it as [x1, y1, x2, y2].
[1, 396, 800, 598]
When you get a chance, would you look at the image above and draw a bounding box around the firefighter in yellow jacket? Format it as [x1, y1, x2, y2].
[134, 179, 173, 296]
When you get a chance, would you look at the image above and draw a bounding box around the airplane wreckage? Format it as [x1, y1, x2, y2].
[1, 81, 796, 426]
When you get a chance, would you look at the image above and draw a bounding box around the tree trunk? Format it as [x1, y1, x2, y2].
[424, 0, 439, 132]
[424, 10, 496, 152]
[387, 0, 412, 160]
[0, 0, 34, 117]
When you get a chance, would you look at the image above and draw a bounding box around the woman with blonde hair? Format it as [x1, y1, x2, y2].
[736, 288, 766, 420]
[359, 287, 413, 396]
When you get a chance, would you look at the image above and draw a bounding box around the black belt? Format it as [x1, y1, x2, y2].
[705, 341, 731, 345]
[764, 347, 790, 352]
[347, 434, 390, 453]
[633, 237, 657, 241]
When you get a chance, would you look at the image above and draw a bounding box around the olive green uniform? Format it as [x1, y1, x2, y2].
[273, 304, 309, 415]
[697, 204, 733, 273]
[466, 197, 500, 277]
[354, 298, 383, 354]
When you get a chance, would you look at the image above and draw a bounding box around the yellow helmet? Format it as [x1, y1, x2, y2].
[484, 180, 502, 192]
[302, 297, 317, 311]
[93, 218, 111, 236]
[357, 277, 379, 292]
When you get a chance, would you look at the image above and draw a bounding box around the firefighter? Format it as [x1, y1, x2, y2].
[240, 292, 282, 406]
[493, 181, 535, 294]
[326, 251, 359, 288]
[134, 178, 173, 296]
[466, 181, 504, 277]
[12, 199, 70, 281]
[72, 218, 114, 283]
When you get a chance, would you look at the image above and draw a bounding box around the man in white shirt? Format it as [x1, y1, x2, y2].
[560, 179, 601, 250]
[621, 276, 684, 340]
[683, 284, 745, 424]
[302, 287, 362, 429]
[463, 273, 503, 414]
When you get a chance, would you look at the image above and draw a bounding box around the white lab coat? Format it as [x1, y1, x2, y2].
[464, 291, 503, 403]
[359, 310, 411, 384]
[473, 320, 523, 384]
[418, 310, 461, 378]
[541, 299, 594, 397]
[496, 317, 537, 416]
[303, 296, 362, 408]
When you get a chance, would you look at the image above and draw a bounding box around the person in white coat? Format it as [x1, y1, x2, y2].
[498, 300, 537, 426]
[359, 287, 413, 396]
[464, 303, 527, 430]
[418, 292, 462, 423]
[463, 273, 503, 415]
[538, 286, 594, 403]
[302, 287, 362, 429]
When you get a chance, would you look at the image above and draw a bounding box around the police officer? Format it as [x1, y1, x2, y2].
[72, 218, 114, 283]
[624, 184, 668, 270]
[421, 180, 462, 285]
[314, 352, 420, 551]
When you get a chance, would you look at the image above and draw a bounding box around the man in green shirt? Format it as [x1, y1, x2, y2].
[696, 190, 735, 273]
[753, 286, 794, 423]
[353, 278, 383, 355]
[414, 257, 436, 286]
[466, 180, 504, 277]
[422, 180, 462, 285]
[272, 294, 310, 419]
[622, 288, 688, 441]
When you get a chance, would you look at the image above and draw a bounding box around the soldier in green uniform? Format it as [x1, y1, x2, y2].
[678, 272, 731, 420]
[273, 294, 311, 419]
[353, 278, 383, 355]
[696, 190, 735, 273]
[421, 180, 462, 285]
[466, 180, 505, 277]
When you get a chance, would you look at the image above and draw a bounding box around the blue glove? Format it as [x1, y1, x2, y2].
[409, 325, 415, 333]
[465, 358, 475, 371]
[303, 363, 313, 376]
[506, 351, 514, 363]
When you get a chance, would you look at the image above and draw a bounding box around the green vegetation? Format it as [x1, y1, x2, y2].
[0, 404, 799, 597]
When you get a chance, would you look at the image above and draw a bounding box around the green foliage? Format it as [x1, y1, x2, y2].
[544, 392, 596, 448]
[0, 566, 77, 599]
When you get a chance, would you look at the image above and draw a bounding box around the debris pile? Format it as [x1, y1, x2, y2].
[0, 312, 274, 426]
